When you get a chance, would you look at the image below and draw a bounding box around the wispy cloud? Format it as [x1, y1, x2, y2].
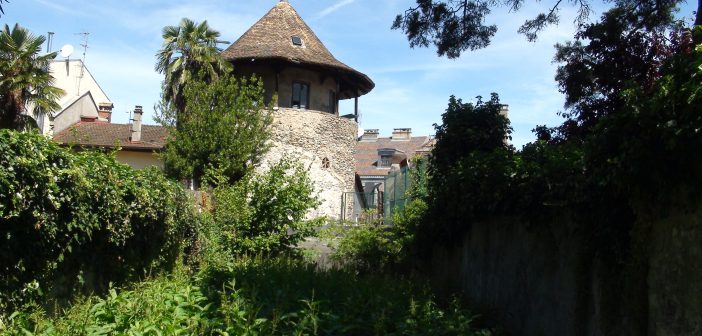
[316, 0, 355, 20]
[34, 0, 90, 17]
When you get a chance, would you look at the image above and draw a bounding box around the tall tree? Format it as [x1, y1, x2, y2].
[393, 0, 693, 58]
[161, 74, 272, 187]
[551, 2, 683, 141]
[155, 18, 230, 117]
[0, 24, 64, 130]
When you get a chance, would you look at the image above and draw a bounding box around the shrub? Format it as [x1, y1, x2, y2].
[0, 130, 194, 312]
[208, 159, 320, 257]
[329, 199, 426, 274]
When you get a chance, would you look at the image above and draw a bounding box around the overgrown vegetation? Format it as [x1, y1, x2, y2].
[204, 159, 321, 259]
[2, 258, 494, 335]
[409, 3, 702, 267]
[0, 130, 194, 312]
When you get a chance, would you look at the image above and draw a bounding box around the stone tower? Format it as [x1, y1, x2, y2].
[221, 1, 375, 218]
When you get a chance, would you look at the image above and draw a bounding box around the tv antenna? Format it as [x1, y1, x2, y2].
[74, 32, 90, 95]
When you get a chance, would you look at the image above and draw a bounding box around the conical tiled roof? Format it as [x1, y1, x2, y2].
[221, 1, 374, 99]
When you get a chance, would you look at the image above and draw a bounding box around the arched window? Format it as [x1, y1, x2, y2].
[322, 157, 330, 169]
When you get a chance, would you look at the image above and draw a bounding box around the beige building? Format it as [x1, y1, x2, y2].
[34, 59, 114, 135]
[53, 106, 165, 169]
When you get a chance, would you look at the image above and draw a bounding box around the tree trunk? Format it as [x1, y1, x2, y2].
[696, 0, 702, 26]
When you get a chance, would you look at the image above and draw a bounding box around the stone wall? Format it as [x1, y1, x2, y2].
[257, 108, 357, 219]
[427, 197, 702, 335]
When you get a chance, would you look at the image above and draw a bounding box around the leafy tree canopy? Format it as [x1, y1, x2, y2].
[0, 23, 64, 130]
[160, 74, 272, 187]
[393, 0, 697, 58]
[155, 18, 230, 115]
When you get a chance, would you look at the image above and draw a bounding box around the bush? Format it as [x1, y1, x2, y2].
[207, 159, 320, 257]
[0, 130, 194, 312]
[330, 199, 426, 274]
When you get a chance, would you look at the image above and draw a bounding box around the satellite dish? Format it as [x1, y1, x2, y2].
[59, 44, 74, 58]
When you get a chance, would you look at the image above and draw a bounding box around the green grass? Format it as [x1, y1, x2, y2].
[2, 258, 494, 335]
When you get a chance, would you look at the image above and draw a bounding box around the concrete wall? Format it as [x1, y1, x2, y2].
[257, 108, 357, 219]
[115, 150, 163, 170]
[428, 199, 702, 335]
[52, 94, 99, 134]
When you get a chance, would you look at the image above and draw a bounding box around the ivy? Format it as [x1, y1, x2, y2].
[0, 130, 195, 312]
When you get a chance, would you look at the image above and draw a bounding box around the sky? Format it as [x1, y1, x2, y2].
[4, 0, 698, 147]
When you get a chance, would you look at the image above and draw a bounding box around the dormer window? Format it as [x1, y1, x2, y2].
[377, 148, 396, 168]
[291, 36, 303, 46]
[379, 155, 392, 168]
[292, 81, 309, 109]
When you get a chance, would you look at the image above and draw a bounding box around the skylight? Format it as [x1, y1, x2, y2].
[291, 36, 303, 46]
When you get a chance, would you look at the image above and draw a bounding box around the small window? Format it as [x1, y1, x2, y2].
[291, 36, 303, 46]
[328, 90, 337, 114]
[322, 157, 330, 169]
[292, 81, 310, 109]
[379, 155, 392, 168]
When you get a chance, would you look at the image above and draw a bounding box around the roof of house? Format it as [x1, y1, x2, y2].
[53, 122, 167, 151]
[355, 136, 432, 177]
[221, 1, 374, 99]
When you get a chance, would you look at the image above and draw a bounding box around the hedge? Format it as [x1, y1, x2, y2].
[0, 130, 194, 312]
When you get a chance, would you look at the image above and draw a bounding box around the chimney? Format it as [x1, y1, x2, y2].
[360, 129, 379, 142]
[391, 128, 412, 141]
[500, 104, 509, 117]
[98, 102, 114, 122]
[130, 105, 143, 143]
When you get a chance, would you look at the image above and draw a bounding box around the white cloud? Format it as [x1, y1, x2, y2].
[316, 0, 355, 20]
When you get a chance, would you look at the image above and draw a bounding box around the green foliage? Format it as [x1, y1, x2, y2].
[421, 94, 516, 245]
[392, 0, 599, 58]
[160, 74, 272, 186]
[0, 130, 194, 312]
[3, 258, 494, 335]
[208, 159, 320, 257]
[155, 18, 231, 115]
[0, 24, 64, 130]
[330, 199, 426, 274]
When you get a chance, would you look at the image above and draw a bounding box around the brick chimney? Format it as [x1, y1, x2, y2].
[130, 105, 143, 143]
[360, 129, 379, 142]
[391, 128, 412, 141]
[98, 102, 114, 122]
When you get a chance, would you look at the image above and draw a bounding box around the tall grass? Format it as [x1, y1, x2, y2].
[2, 258, 494, 335]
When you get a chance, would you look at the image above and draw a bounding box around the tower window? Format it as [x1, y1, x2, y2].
[328, 90, 337, 114]
[292, 81, 309, 109]
[322, 157, 330, 169]
[291, 36, 303, 46]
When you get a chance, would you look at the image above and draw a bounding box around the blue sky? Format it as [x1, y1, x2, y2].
[4, 0, 698, 147]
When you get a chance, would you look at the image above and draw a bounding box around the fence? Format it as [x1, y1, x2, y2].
[340, 190, 383, 223]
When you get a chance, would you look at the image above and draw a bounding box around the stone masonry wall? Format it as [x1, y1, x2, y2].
[256, 108, 357, 219]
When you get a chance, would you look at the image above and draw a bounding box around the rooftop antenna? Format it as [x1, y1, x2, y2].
[74, 32, 89, 96]
[46, 32, 54, 53]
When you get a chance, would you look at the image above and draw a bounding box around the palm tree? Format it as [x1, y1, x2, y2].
[0, 23, 64, 130]
[155, 18, 230, 116]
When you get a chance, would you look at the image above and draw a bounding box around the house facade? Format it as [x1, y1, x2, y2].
[35, 59, 114, 135]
